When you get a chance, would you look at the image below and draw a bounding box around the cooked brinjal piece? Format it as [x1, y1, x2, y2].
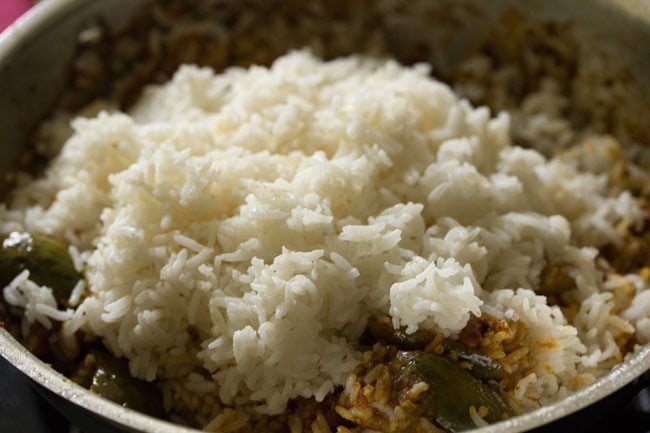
[22, 322, 52, 359]
[391, 351, 513, 432]
[442, 339, 504, 381]
[367, 315, 435, 350]
[0, 231, 82, 305]
[89, 350, 165, 418]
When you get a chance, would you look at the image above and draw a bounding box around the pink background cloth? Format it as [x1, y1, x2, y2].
[0, 0, 33, 33]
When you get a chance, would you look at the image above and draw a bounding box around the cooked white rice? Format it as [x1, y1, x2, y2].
[1, 51, 648, 414]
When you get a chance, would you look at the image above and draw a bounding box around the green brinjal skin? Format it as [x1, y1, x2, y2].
[391, 351, 514, 432]
[367, 315, 435, 350]
[442, 339, 504, 381]
[90, 350, 165, 418]
[0, 231, 82, 305]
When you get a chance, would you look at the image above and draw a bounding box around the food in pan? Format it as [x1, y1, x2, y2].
[1, 3, 650, 433]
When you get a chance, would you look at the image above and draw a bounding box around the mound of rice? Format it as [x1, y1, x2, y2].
[2, 51, 649, 414]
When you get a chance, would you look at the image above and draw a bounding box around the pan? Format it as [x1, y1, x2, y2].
[0, 1, 649, 432]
